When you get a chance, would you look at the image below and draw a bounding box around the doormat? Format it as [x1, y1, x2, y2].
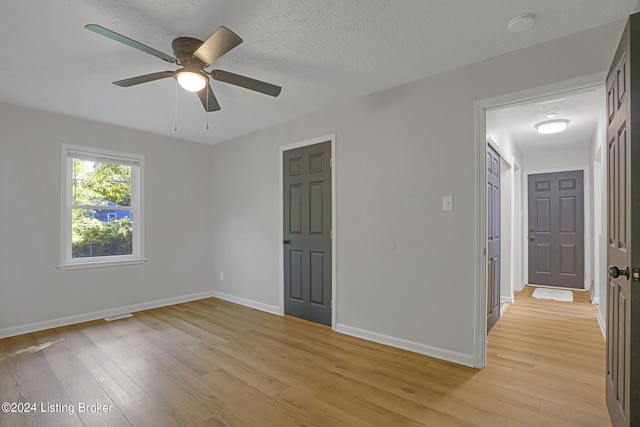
[531, 288, 573, 302]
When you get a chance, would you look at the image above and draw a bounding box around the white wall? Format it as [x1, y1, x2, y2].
[0, 103, 214, 336]
[486, 115, 524, 167]
[590, 104, 608, 337]
[210, 20, 625, 365]
[500, 159, 514, 302]
[523, 147, 591, 172]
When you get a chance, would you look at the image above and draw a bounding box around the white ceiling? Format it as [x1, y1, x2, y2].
[487, 88, 605, 153]
[0, 0, 636, 145]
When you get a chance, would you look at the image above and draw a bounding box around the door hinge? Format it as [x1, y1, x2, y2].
[330, 157, 333, 168]
[330, 299, 333, 309]
[330, 229, 333, 239]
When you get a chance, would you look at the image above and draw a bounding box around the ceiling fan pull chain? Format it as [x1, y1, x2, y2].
[174, 79, 178, 132]
[206, 81, 210, 130]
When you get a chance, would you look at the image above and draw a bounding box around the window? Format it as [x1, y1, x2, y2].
[60, 145, 145, 269]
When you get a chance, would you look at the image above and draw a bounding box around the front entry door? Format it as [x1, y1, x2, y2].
[605, 14, 639, 427]
[487, 145, 500, 333]
[283, 141, 332, 326]
[527, 170, 584, 289]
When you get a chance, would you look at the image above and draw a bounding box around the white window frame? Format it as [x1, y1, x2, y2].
[59, 144, 146, 270]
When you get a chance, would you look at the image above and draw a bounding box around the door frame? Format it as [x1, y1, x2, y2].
[503, 156, 521, 304]
[487, 139, 517, 306]
[279, 133, 337, 328]
[524, 167, 590, 290]
[485, 142, 513, 334]
[473, 72, 605, 368]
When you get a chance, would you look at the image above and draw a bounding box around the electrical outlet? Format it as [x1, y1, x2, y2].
[219, 272, 224, 281]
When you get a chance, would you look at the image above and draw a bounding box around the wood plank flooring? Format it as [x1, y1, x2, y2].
[0, 286, 610, 426]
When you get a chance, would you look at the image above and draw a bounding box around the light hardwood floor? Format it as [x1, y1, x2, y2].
[0, 286, 610, 426]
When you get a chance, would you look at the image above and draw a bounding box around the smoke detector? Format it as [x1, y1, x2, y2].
[508, 14, 536, 33]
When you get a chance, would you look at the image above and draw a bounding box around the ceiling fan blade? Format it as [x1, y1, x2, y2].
[193, 26, 243, 67]
[113, 71, 175, 87]
[210, 70, 281, 97]
[85, 24, 177, 64]
[197, 80, 221, 112]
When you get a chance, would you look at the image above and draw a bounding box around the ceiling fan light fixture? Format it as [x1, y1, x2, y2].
[535, 119, 569, 134]
[176, 70, 207, 92]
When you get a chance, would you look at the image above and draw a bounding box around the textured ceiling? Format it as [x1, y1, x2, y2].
[0, 0, 636, 145]
[487, 88, 605, 154]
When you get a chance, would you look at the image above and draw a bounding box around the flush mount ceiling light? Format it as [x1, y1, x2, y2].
[508, 13, 536, 33]
[535, 119, 569, 134]
[175, 69, 207, 92]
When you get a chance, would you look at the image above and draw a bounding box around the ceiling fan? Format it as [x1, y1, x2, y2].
[85, 24, 281, 112]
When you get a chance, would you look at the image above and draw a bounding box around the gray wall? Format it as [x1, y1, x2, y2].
[0, 103, 214, 334]
[211, 20, 624, 364]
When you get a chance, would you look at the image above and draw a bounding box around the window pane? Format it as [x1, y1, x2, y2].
[71, 159, 132, 207]
[71, 209, 133, 258]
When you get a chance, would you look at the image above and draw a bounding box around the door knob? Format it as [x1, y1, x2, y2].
[282, 239, 290, 245]
[529, 236, 534, 241]
[608, 266, 629, 279]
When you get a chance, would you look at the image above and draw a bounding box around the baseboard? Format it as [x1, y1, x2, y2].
[334, 323, 474, 368]
[500, 296, 514, 304]
[210, 290, 280, 316]
[0, 290, 218, 339]
[500, 303, 510, 316]
[597, 308, 606, 340]
[527, 283, 588, 291]
[591, 296, 600, 305]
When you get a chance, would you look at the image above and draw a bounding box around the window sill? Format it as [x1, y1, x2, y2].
[58, 258, 147, 271]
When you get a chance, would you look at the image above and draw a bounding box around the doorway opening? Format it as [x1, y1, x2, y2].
[527, 170, 585, 289]
[474, 74, 608, 368]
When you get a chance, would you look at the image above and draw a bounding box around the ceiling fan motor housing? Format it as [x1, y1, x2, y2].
[172, 37, 206, 68]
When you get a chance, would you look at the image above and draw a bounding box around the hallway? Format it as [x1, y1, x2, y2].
[486, 285, 609, 426]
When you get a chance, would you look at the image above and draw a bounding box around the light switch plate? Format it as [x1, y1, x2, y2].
[443, 195, 453, 211]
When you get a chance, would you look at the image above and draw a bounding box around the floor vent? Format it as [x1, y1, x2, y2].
[104, 313, 133, 321]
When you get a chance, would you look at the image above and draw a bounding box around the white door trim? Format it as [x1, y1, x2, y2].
[473, 72, 604, 369]
[487, 137, 513, 168]
[279, 133, 337, 329]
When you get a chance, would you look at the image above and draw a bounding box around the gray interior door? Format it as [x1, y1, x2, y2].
[487, 145, 500, 333]
[605, 14, 639, 427]
[527, 170, 584, 289]
[283, 141, 332, 326]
